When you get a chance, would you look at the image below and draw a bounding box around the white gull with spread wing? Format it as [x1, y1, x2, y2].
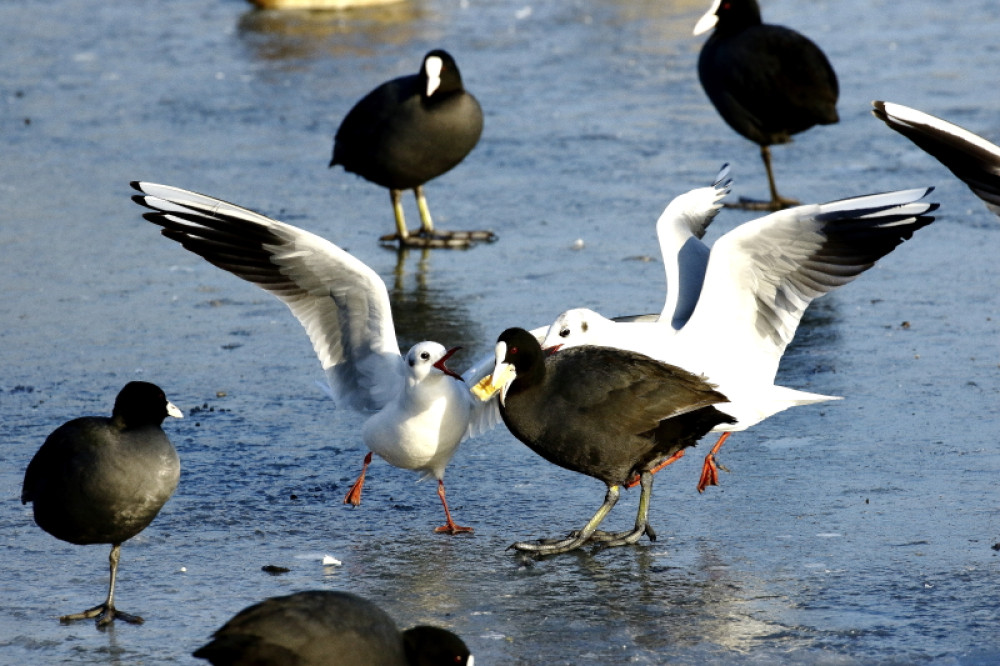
[132, 182, 499, 534]
[543, 171, 938, 491]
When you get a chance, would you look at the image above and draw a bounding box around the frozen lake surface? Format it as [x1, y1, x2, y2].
[2, 0, 999, 663]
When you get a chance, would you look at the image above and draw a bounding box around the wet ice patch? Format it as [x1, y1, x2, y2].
[759, 436, 813, 449]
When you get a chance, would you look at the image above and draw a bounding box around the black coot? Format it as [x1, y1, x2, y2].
[694, 0, 839, 210]
[21, 381, 182, 627]
[873, 100, 1000, 218]
[193, 590, 473, 666]
[331, 50, 492, 248]
[479, 328, 734, 556]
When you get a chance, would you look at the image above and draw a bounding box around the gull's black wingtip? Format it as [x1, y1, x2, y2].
[141, 211, 166, 225]
[132, 194, 154, 210]
[871, 100, 889, 122]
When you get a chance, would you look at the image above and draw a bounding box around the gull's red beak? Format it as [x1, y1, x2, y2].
[543, 344, 562, 356]
[434, 346, 464, 380]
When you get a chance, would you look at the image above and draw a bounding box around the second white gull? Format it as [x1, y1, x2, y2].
[543, 175, 938, 491]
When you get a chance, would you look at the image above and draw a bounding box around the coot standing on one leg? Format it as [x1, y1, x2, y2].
[475, 328, 734, 556]
[694, 0, 839, 210]
[21, 381, 183, 627]
[331, 50, 494, 249]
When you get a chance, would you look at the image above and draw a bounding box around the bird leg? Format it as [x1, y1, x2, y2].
[433, 480, 473, 534]
[414, 184, 436, 234]
[344, 452, 373, 506]
[697, 432, 731, 493]
[60, 544, 144, 628]
[761, 145, 800, 209]
[728, 145, 800, 211]
[592, 470, 657, 547]
[625, 450, 684, 488]
[390, 189, 410, 241]
[379, 186, 496, 249]
[414, 186, 497, 244]
[510, 484, 620, 556]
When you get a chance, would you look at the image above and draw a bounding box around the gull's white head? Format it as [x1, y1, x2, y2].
[541, 308, 612, 352]
[424, 54, 444, 97]
[405, 341, 463, 384]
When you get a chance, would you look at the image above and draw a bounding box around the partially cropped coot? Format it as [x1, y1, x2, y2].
[331, 50, 493, 248]
[476, 328, 734, 556]
[193, 590, 473, 666]
[21, 381, 182, 627]
[694, 0, 839, 210]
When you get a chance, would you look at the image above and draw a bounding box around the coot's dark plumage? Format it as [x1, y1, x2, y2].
[873, 100, 1000, 217]
[193, 591, 473, 666]
[21, 381, 182, 627]
[479, 328, 734, 555]
[694, 0, 839, 210]
[331, 50, 491, 248]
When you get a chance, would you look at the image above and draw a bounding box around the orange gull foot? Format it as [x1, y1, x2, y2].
[697, 432, 731, 493]
[697, 454, 720, 493]
[433, 480, 473, 534]
[434, 522, 474, 535]
[344, 451, 372, 506]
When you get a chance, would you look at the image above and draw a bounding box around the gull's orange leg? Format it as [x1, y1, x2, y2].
[625, 450, 685, 489]
[344, 452, 372, 506]
[697, 432, 731, 493]
[433, 480, 473, 534]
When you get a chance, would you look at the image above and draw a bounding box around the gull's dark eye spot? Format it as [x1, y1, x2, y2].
[581, 322, 589, 333]
[560, 328, 570, 338]
[420, 351, 430, 361]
